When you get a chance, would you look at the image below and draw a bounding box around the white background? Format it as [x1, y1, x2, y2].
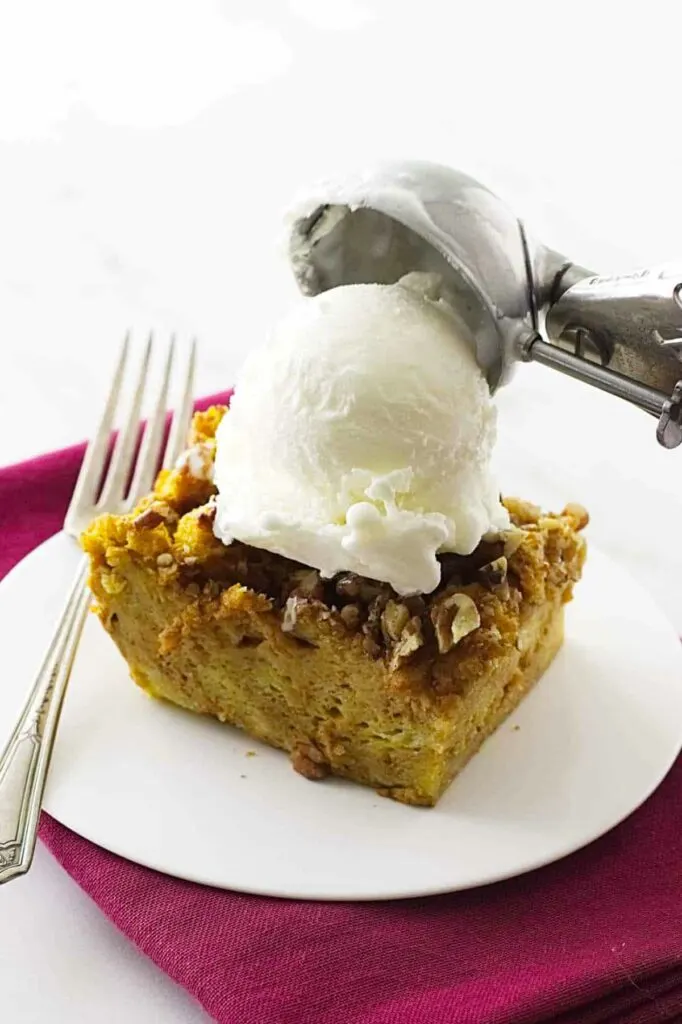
[1, 1, 681, 1021]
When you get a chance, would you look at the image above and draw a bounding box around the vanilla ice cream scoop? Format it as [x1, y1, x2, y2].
[213, 275, 508, 596]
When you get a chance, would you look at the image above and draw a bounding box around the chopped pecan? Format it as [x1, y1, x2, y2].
[291, 742, 329, 781]
[133, 501, 177, 530]
[281, 591, 329, 638]
[361, 592, 389, 658]
[388, 615, 424, 671]
[340, 603, 362, 630]
[335, 573, 386, 604]
[477, 555, 509, 596]
[366, 592, 388, 626]
[431, 592, 481, 654]
[450, 593, 481, 645]
[380, 600, 410, 643]
[477, 557, 503, 589]
[431, 598, 453, 654]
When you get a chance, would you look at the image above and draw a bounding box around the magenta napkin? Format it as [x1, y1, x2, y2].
[2, 393, 682, 1024]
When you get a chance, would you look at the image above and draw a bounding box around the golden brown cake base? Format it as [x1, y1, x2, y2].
[83, 407, 587, 807]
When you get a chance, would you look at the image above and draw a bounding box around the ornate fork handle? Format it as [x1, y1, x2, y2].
[0, 560, 90, 884]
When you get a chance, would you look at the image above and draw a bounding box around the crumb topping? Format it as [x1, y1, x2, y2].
[82, 404, 587, 696]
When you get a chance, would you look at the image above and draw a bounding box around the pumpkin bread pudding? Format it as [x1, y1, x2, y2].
[83, 405, 587, 807]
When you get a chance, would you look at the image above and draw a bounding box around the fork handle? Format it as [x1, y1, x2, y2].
[0, 561, 90, 884]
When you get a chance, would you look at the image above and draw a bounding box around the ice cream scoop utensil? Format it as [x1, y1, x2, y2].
[288, 161, 682, 448]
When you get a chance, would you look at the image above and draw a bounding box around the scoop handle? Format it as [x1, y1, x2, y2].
[544, 265, 682, 387]
[526, 264, 682, 448]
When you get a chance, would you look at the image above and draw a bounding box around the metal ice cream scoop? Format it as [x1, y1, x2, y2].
[287, 160, 682, 448]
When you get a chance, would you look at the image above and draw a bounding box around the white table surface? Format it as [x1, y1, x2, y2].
[1, 2, 681, 1021]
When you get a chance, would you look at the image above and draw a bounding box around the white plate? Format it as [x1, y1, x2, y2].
[2, 531, 681, 901]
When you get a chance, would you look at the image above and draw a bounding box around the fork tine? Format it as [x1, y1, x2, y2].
[162, 337, 197, 468]
[98, 333, 153, 507]
[127, 335, 176, 503]
[65, 333, 130, 521]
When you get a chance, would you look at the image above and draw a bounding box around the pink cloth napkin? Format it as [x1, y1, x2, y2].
[2, 392, 682, 1024]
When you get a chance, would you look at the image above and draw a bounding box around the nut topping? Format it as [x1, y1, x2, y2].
[339, 603, 361, 630]
[360, 592, 389, 659]
[477, 555, 509, 596]
[133, 501, 177, 530]
[388, 615, 424, 671]
[450, 593, 481, 645]
[431, 592, 481, 654]
[374, 600, 425, 671]
[380, 600, 410, 643]
[335, 573, 385, 603]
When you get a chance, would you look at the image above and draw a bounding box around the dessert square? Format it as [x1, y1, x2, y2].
[83, 406, 587, 807]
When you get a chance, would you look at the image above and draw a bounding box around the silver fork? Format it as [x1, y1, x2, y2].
[0, 332, 197, 885]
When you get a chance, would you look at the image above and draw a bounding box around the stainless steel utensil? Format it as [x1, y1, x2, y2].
[288, 161, 682, 448]
[0, 333, 197, 885]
